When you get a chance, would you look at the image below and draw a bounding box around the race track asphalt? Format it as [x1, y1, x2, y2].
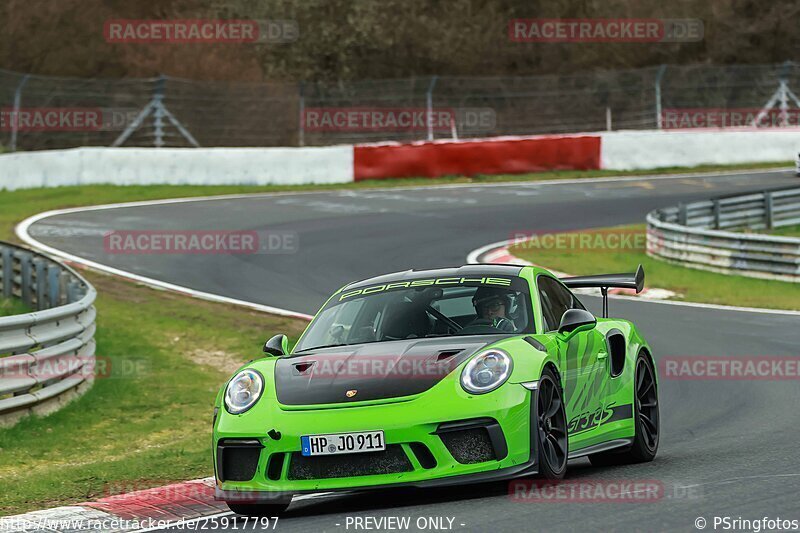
[23, 169, 800, 532]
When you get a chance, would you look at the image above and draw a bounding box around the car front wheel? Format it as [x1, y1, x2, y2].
[536, 367, 568, 479]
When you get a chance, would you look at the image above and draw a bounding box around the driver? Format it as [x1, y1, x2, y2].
[469, 286, 516, 332]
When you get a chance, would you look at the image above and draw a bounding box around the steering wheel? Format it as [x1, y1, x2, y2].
[425, 305, 463, 333]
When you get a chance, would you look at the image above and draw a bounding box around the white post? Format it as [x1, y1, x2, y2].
[655, 65, 666, 129]
[779, 79, 789, 127]
[426, 76, 438, 141]
[10, 74, 31, 152]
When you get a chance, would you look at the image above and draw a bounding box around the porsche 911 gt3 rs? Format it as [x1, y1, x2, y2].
[212, 264, 659, 515]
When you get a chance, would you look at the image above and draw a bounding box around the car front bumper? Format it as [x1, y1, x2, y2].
[213, 382, 535, 499]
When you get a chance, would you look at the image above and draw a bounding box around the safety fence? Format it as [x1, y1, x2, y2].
[0, 241, 96, 425]
[646, 188, 800, 282]
[2, 61, 800, 150]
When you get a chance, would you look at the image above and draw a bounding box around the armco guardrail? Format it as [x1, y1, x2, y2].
[0, 241, 96, 426]
[646, 188, 800, 281]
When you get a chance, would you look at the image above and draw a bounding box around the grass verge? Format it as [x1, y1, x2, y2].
[509, 224, 800, 310]
[0, 298, 30, 317]
[767, 224, 800, 238]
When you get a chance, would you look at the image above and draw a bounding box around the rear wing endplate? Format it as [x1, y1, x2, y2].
[560, 265, 644, 318]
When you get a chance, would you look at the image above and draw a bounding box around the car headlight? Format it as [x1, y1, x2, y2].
[224, 369, 264, 414]
[461, 349, 513, 394]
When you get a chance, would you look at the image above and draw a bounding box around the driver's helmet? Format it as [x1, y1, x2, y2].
[472, 286, 513, 316]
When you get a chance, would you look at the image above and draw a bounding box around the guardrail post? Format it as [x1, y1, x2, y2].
[765, 191, 774, 230]
[1, 247, 11, 297]
[678, 203, 688, 226]
[33, 258, 46, 310]
[713, 199, 721, 229]
[20, 253, 32, 307]
[59, 271, 70, 305]
[48, 264, 61, 308]
[67, 280, 79, 303]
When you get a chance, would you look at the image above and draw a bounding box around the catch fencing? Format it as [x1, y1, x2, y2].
[2, 61, 800, 149]
[0, 241, 96, 425]
[646, 188, 800, 282]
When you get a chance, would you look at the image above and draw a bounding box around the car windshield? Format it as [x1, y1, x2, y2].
[294, 277, 534, 352]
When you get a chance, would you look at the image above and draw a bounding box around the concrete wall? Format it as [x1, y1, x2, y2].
[1, 130, 795, 190]
[0, 146, 354, 190]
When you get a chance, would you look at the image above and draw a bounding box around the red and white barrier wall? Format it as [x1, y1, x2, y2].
[353, 134, 601, 180]
[1, 129, 798, 189]
[354, 129, 800, 180]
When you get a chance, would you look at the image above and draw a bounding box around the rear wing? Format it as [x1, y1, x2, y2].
[560, 265, 644, 318]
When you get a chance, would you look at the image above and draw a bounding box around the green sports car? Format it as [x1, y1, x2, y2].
[212, 264, 659, 515]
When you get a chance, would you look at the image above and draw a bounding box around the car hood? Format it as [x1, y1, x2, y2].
[274, 335, 506, 406]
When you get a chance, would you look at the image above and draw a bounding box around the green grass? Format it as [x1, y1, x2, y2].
[0, 161, 791, 515]
[509, 225, 800, 310]
[0, 298, 30, 317]
[768, 224, 800, 238]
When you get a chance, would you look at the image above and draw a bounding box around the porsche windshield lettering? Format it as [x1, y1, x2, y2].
[338, 276, 513, 301]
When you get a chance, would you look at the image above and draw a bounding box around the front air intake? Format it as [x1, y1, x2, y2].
[217, 439, 263, 482]
[435, 418, 508, 464]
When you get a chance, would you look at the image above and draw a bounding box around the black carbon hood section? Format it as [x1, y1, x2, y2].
[275, 336, 504, 406]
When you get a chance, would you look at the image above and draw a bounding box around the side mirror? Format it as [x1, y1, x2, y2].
[264, 334, 289, 356]
[557, 309, 597, 338]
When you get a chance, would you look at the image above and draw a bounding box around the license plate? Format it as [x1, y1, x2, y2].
[300, 430, 385, 456]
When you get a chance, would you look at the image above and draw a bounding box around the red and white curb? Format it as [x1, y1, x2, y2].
[468, 239, 677, 300]
[1, 478, 226, 532]
[1, 479, 335, 532]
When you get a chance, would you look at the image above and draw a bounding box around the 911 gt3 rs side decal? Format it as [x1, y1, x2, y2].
[568, 403, 633, 435]
[564, 331, 607, 416]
